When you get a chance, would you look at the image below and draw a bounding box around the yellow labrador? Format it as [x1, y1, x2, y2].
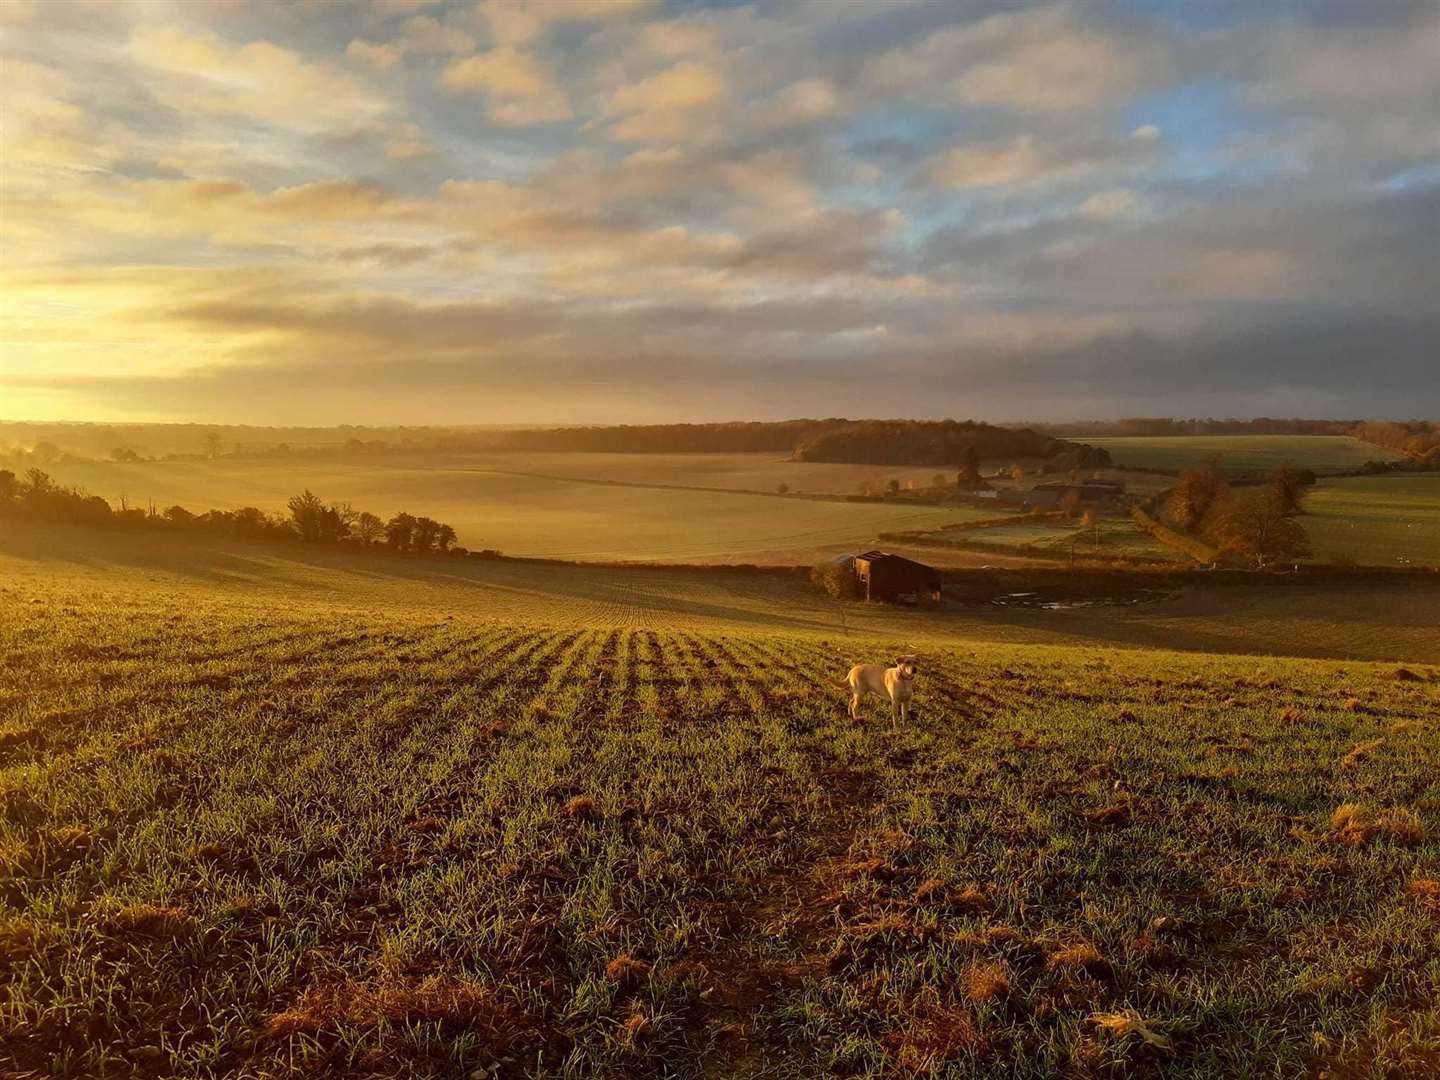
[842, 655, 918, 727]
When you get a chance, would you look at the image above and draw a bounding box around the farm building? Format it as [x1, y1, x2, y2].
[853, 550, 942, 603]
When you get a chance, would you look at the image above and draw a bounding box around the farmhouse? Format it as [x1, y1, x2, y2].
[853, 550, 942, 603]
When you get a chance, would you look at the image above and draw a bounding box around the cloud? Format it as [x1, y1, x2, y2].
[868, 6, 1159, 113]
[441, 47, 570, 124]
[1077, 188, 1136, 220]
[924, 131, 1156, 190]
[750, 79, 840, 130]
[402, 15, 475, 55]
[606, 61, 728, 143]
[347, 38, 403, 70]
[475, 0, 655, 47]
[4, 0, 1439, 424]
[129, 27, 394, 134]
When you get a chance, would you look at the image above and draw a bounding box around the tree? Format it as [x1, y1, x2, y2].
[111, 447, 141, 463]
[434, 523, 457, 553]
[23, 468, 54, 499]
[287, 490, 327, 541]
[164, 505, 196, 526]
[1271, 463, 1315, 515]
[1209, 487, 1310, 568]
[353, 511, 384, 545]
[0, 469, 16, 505]
[1166, 458, 1228, 533]
[886, 478, 901, 495]
[412, 516, 441, 553]
[203, 433, 223, 459]
[958, 445, 981, 489]
[385, 512, 417, 552]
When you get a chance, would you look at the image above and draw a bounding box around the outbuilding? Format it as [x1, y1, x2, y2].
[853, 550, 942, 603]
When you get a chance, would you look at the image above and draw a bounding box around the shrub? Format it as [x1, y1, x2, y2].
[810, 559, 858, 599]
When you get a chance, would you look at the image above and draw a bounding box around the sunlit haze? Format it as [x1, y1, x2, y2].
[2, 0, 1437, 425]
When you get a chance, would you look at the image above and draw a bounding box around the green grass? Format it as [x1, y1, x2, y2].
[3, 555, 1438, 1078]
[949, 519, 1177, 561]
[44, 456, 997, 564]
[1304, 475, 1440, 568]
[1087, 436, 1403, 476]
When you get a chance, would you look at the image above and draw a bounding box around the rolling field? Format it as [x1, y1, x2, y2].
[6, 522, 1440, 663]
[1305, 475, 1440, 568]
[42, 457, 996, 564]
[1087, 436, 1403, 475]
[3, 558, 1438, 1079]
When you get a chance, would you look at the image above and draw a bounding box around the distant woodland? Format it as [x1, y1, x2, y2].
[0, 418, 1104, 469]
[2, 417, 1435, 471]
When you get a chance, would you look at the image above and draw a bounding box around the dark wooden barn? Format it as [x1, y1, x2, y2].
[853, 550, 942, 603]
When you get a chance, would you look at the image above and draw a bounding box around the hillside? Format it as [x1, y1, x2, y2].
[3, 535, 1437, 1078]
[5, 522, 1440, 662]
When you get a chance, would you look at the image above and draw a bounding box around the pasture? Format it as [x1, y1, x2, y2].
[1086, 435, 1402, 475]
[1305, 475, 1440, 568]
[3, 547, 1438, 1079]
[41, 457, 995, 564]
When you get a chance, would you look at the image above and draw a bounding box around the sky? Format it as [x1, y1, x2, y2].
[1, 0, 1437, 426]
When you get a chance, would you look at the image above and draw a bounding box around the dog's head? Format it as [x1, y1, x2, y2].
[893, 655, 919, 680]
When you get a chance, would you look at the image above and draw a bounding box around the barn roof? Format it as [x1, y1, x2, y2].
[857, 550, 936, 570]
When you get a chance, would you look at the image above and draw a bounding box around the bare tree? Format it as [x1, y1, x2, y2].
[353, 511, 384, 545]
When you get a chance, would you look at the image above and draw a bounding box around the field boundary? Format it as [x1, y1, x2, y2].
[1130, 507, 1220, 564]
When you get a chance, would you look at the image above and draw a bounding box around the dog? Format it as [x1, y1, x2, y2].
[841, 655, 919, 727]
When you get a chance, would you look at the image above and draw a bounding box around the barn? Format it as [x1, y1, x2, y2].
[853, 550, 942, 603]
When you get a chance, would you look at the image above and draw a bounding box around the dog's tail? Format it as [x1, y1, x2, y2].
[830, 678, 852, 691]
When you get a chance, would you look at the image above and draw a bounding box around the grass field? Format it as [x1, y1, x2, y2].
[42, 457, 1000, 564]
[933, 520, 1178, 563]
[3, 537, 1438, 1079]
[1305, 475, 1440, 568]
[1086, 436, 1403, 475]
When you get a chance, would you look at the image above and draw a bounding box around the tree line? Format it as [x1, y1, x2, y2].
[792, 420, 1110, 469]
[0, 470, 465, 556]
[1163, 460, 1314, 568]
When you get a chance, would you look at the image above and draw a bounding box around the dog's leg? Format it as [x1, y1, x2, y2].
[849, 692, 861, 721]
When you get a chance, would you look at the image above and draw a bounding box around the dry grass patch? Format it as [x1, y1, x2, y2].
[885, 999, 985, 1074]
[1408, 878, 1440, 915]
[1046, 942, 1108, 976]
[604, 954, 652, 988]
[1339, 738, 1386, 769]
[100, 903, 196, 939]
[1329, 803, 1426, 846]
[563, 795, 597, 820]
[963, 960, 1014, 1003]
[264, 973, 525, 1042]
